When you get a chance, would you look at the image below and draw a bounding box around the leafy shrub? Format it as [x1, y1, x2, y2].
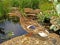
[40, 2, 53, 11]
[0, 0, 11, 20]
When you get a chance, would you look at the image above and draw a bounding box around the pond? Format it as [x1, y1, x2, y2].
[0, 20, 27, 43]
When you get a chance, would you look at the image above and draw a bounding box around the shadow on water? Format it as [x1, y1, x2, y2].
[0, 21, 28, 43]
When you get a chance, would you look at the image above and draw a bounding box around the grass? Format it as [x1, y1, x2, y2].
[0, 0, 41, 16]
[0, 2, 4, 18]
[0, 0, 59, 21]
[0, 0, 12, 19]
[0, 0, 43, 20]
[19, 0, 40, 9]
[40, 2, 53, 11]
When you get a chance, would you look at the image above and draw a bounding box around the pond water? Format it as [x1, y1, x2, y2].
[0, 21, 27, 43]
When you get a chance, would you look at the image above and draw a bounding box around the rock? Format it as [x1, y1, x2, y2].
[50, 16, 60, 29]
[33, 9, 40, 14]
[50, 25, 58, 31]
[1, 34, 60, 45]
[27, 14, 36, 16]
[24, 8, 34, 14]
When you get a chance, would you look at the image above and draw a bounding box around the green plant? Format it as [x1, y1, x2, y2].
[20, 0, 32, 8]
[7, 31, 14, 38]
[37, 13, 45, 23]
[40, 2, 53, 11]
[0, 2, 4, 18]
[0, 0, 12, 20]
[31, 0, 40, 9]
[10, 0, 20, 7]
[19, 0, 40, 9]
[37, 9, 58, 23]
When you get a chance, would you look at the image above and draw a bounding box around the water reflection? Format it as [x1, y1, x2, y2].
[0, 21, 27, 43]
